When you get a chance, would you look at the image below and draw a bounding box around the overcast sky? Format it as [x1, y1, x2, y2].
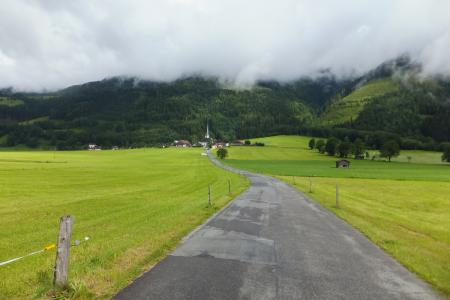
[0, 0, 449, 90]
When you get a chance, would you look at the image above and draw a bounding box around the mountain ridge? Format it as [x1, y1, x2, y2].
[1, 59, 449, 150]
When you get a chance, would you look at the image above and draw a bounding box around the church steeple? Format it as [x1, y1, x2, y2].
[205, 120, 210, 139]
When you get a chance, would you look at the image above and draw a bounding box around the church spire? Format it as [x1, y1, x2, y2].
[205, 120, 210, 139]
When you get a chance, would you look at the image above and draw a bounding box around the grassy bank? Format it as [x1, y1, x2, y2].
[282, 176, 450, 296]
[0, 148, 249, 299]
[222, 135, 450, 296]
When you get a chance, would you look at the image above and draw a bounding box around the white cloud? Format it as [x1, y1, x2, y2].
[0, 0, 449, 90]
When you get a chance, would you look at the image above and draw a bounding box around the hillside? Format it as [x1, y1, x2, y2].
[0, 60, 449, 149]
[321, 78, 400, 125]
[0, 77, 316, 149]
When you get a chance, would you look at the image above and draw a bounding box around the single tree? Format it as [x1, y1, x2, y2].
[337, 141, 353, 158]
[325, 138, 339, 156]
[353, 138, 366, 159]
[308, 138, 316, 150]
[380, 140, 400, 162]
[442, 147, 450, 163]
[315, 139, 326, 153]
[217, 148, 228, 159]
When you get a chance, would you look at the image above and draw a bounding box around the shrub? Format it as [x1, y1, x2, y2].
[442, 146, 450, 163]
[337, 141, 353, 158]
[380, 140, 400, 162]
[308, 138, 316, 150]
[315, 140, 325, 153]
[217, 148, 228, 159]
[354, 138, 366, 159]
[325, 138, 339, 156]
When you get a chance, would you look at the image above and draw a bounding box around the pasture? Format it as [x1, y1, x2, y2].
[223, 135, 450, 296]
[0, 148, 248, 299]
[225, 136, 449, 181]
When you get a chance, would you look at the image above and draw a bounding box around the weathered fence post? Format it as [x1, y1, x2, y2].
[292, 176, 295, 185]
[336, 184, 340, 208]
[54, 215, 74, 289]
[208, 184, 212, 206]
[228, 179, 231, 194]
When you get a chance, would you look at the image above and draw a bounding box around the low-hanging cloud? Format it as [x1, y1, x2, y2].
[0, 0, 449, 91]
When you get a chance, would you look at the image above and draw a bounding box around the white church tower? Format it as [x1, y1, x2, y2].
[205, 120, 210, 139]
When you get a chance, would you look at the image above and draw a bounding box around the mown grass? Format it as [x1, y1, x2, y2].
[225, 136, 449, 181]
[222, 135, 450, 297]
[321, 79, 399, 125]
[282, 176, 450, 297]
[0, 148, 249, 299]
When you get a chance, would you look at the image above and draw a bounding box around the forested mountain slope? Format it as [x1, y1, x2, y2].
[0, 60, 449, 150]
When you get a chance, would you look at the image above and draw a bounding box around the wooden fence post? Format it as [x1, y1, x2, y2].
[54, 215, 74, 289]
[336, 184, 340, 208]
[228, 179, 231, 194]
[309, 177, 312, 193]
[208, 185, 212, 206]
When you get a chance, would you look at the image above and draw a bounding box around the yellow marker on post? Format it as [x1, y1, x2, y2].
[0, 243, 57, 267]
[44, 244, 56, 251]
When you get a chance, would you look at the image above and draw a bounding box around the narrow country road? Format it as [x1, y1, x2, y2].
[114, 152, 441, 300]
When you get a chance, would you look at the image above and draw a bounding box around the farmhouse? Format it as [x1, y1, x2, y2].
[212, 141, 229, 149]
[174, 140, 192, 147]
[336, 159, 350, 168]
[88, 144, 101, 150]
[231, 140, 245, 146]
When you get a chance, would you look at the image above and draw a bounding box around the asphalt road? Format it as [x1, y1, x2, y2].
[113, 153, 441, 300]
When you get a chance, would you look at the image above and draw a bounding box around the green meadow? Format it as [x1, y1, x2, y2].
[0, 148, 249, 299]
[225, 136, 449, 181]
[223, 135, 450, 296]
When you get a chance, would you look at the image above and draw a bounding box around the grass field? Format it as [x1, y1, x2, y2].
[222, 135, 450, 296]
[0, 148, 249, 299]
[225, 136, 450, 181]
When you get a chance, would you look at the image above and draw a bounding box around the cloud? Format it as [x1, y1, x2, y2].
[0, 0, 449, 90]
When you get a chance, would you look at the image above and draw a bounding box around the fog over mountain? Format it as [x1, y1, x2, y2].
[1, 0, 449, 90]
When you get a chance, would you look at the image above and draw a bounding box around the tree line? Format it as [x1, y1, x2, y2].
[309, 137, 450, 163]
[0, 74, 449, 150]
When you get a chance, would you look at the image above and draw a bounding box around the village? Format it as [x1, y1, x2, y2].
[87, 123, 251, 151]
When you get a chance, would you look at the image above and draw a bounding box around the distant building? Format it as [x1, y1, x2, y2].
[174, 140, 192, 148]
[205, 121, 210, 139]
[336, 159, 350, 168]
[231, 140, 245, 146]
[198, 120, 212, 149]
[213, 141, 229, 149]
[88, 144, 101, 150]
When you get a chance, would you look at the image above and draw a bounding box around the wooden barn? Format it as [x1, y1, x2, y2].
[336, 159, 350, 168]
